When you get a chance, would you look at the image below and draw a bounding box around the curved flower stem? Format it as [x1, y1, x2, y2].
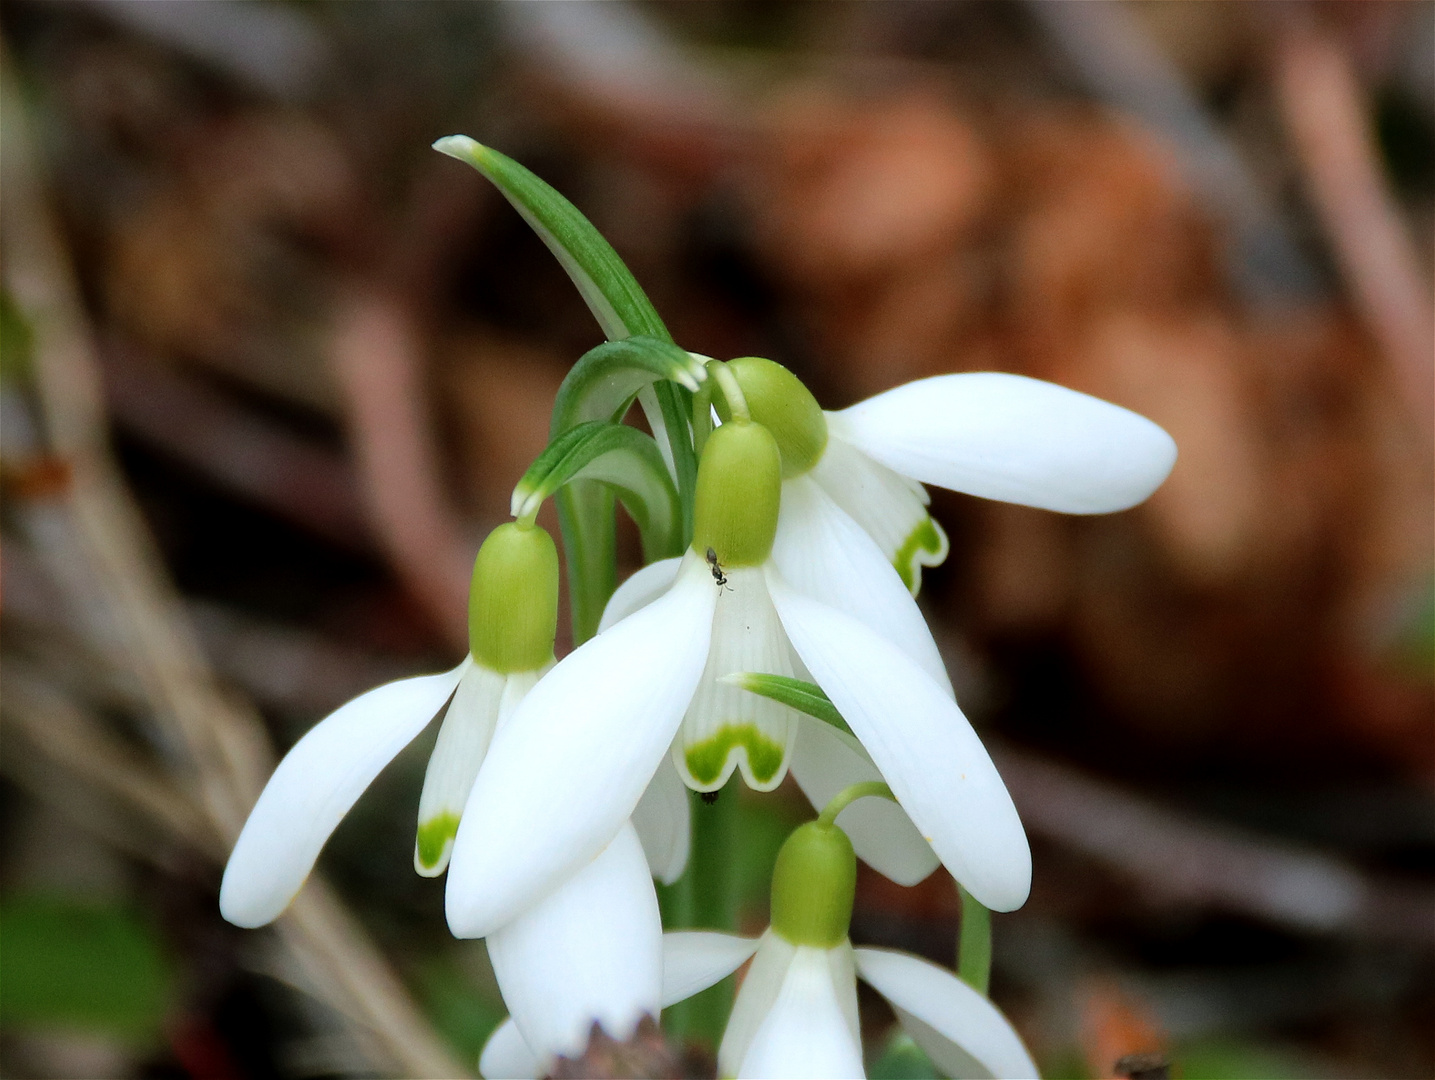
[817, 781, 896, 826]
[706, 360, 750, 423]
[958, 884, 992, 996]
[691, 381, 714, 458]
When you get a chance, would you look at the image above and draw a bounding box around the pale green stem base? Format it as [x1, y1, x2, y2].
[957, 884, 992, 996]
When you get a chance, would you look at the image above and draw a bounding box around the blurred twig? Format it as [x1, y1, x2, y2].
[1024, 0, 1320, 305]
[1272, 16, 1435, 441]
[328, 283, 472, 650]
[1, 45, 469, 1078]
[992, 742, 1435, 945]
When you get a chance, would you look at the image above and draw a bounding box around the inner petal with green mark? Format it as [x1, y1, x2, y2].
[413, 660, 506, 877]
[811, 433, 949, 596]
[675, 566, 798, 792]
[416, 812, 461, 872]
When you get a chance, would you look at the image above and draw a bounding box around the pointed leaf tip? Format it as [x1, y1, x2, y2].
[432, 134, 479, 160]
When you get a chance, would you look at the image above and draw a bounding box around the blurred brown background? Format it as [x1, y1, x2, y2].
[1, 2, 1431, 1078]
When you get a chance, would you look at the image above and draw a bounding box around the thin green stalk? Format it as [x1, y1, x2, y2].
[957, 884, 992, 996]
[659, 785, 740, 1049]
[817, 781, 895, 826]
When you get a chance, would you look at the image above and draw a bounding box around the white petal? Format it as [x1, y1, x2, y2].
[219, 660, 469, 928]
[415, 661, 507, 876]
[767, 570, 1031, 912]
[486, 822, 662, 1058]
[599, 556, 683, 632]
[719, 930, 797, 1080]
[738, 946, 865, 1080]
[676, 566, 797, 792]
[830, 372, 1177, 513]
[632, 756, 691, 885]
[446, 555, 716, 937]
[661, 931, 760, 1007]
[811, 434, 948, 594]
[773, 475, 952, 694]
[479, 1018, 541, 1080]
[855, 947, 1039, 1080]
[789, 715, 939, 887]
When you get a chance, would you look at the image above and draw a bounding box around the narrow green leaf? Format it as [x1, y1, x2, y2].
[434, 136, 670, 342]
[721, 673, 853, 736]
[550, 337, 705, 435]
[556, 481, 616, 645]
[513, 421, 681, 561]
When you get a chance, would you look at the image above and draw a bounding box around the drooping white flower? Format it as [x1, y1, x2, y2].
[720, 358, 1177, 597]
[481, 820, 662, 1070]
[481, 820, 1038, 1080]
[445, 419, 1029, 942]
[707, 813, 1036, 1080]
[219, 521, 560, 925]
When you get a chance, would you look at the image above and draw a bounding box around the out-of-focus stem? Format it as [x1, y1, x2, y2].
[659, 785, 740, 1049]
[958, 884, 993, 996]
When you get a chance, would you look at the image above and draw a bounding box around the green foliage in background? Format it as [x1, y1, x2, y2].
[412, 953, 507, 1065]
[0, 893, 174, 1045]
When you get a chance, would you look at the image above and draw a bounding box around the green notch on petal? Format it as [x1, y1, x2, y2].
[685, 725, 786, 788]
[416, 812, 461, 871]
[894, 515, 949, 594]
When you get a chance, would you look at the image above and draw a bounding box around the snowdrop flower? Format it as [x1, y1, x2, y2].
[219, 521, 559, 927]
[480, 804, 1039, 1080]
[445, 415, 1029, 942]
[718, 357, 1177, 596]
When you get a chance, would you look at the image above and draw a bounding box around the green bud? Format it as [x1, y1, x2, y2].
[691, 421, 781, 567]
[468, 523, 559, 673]
[770, 821, 856, 949]
[714, 357, 827, 478]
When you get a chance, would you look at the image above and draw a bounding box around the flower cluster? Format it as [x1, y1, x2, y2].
[218, 138, 1176, 1078]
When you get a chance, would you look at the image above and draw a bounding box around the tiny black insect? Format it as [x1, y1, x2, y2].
[705, 546, 732, 590]
[700, 789, 720, 804]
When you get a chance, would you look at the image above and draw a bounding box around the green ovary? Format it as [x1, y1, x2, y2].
[894, 515, 948, 593]
[685, 725, 786, 788]
[416, 812, 460, 870]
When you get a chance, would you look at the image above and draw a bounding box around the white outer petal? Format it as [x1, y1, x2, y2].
[446, 555, 716, 937]
[661, 931, 760, 1007]
[486, 822, 662, 1058]
[737, 946, 865, 1080]
[773, 475, 952, 694]
[632, 755, 691, 884]
[767, 569, 1031, 912]
[599, 556, 683, 632]
[789, 715, 939, 887]
[479, 1018, 540, 1080]
[719, 929, 796, 1079]
[855, 947, 1040, 1080]
[219, 659, 469, 928]
[830, 372, 1177, 513]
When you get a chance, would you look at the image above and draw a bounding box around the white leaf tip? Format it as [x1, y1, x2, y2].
[433, 134, 479, 159]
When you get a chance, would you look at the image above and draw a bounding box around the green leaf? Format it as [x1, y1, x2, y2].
[513, 421, 681, 562]
[721, 673, 853, 736]
[435, 138, 703, 638]
[550, 337, 705, 435]
[433, 136, 670, 342]
[0, 894, 172, 1045]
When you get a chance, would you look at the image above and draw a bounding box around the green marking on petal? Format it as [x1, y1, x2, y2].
[684, 724, 787, 788]
[894, 514, 949, 595]
[416, 812, 461, 870]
